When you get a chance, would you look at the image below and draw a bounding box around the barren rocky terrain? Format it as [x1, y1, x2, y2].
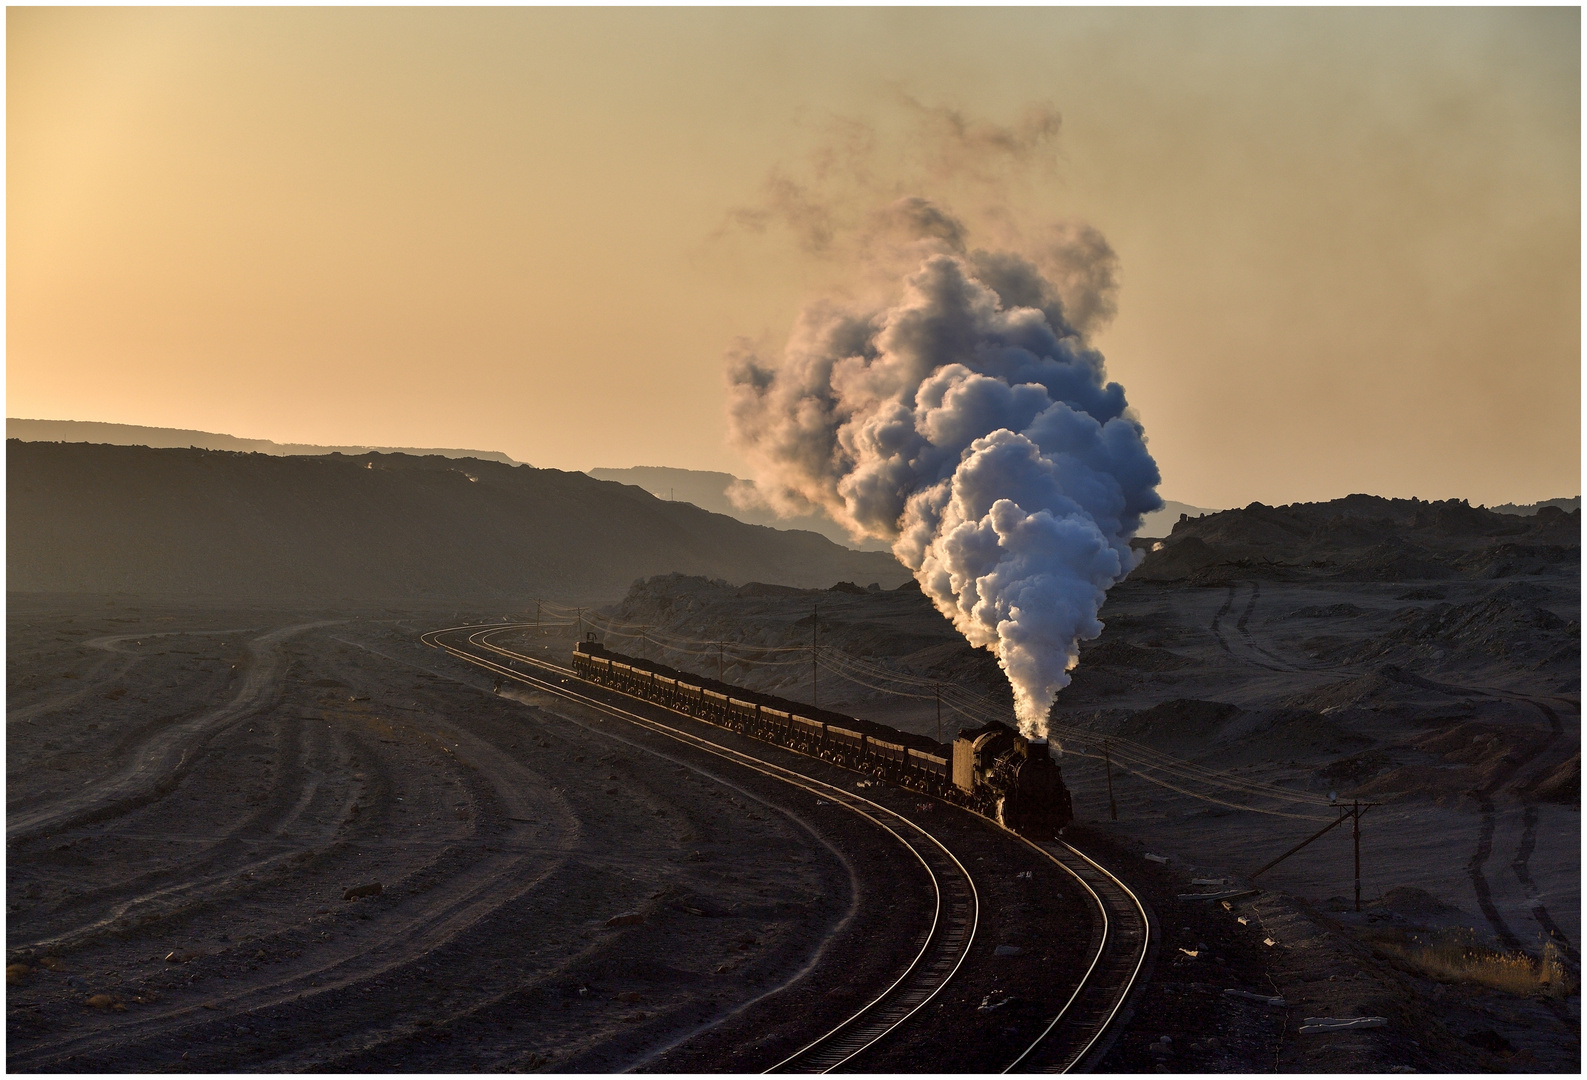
[7, 597, 1097, 1072]
[8, 493, 1578, 1072]
[591, 495, 1581, 1070]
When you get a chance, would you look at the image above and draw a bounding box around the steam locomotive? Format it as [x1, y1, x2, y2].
[571, 638, 1072, 838]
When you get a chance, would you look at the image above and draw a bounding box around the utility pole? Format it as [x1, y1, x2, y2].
[535, 599, 541, 638]
[1353, 799, 1362, 913]
[577, 607, 583, 640]
[718, 641, 725, 683]
[811, 603, 818, 708]
[935, 681, 942, 744]
[1246, 800, 1374, 894]
[1103, 738, 1118, 821]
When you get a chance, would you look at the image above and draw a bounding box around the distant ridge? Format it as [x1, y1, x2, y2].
[588, 465, 889, 550]
[7, 418, 519, 466]
[590, 464, 1219, 544]
[8, 441, 910, 602]
[1488, 496, 1581, 516]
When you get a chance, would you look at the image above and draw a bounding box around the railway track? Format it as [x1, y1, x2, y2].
[1005, 839, 1152, 1073]
[424, 623, 1150, 1073]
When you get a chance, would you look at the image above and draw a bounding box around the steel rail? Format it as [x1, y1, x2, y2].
[422, 623, 980, 1074]
[449, 622, 1150, 1074]
[446, 622, 1150, 1074]
[1002, 838, 1150, 1073]
[442, 624, 979, 1074]
[458, 625, 981, 1074]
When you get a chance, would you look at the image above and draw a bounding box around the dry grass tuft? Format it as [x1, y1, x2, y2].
[1378, 929, 1576, 998]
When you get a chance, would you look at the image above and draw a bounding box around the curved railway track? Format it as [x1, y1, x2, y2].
[425, 622, 1150, 1073]
[1004, 838, 1152, 1073]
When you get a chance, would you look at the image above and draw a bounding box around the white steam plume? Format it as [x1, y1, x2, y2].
[727, 198, 1161, 740]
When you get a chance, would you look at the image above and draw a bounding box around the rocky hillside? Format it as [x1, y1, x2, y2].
[7, 441, 911, 602]
[1134, 495, 1579, 584]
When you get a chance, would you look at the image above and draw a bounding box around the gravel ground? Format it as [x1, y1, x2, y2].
[8, 597, 1104, 1072]
[8, 599, 895, 1070]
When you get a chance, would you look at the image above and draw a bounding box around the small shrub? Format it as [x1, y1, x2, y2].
[1378, 928, 1577, 998]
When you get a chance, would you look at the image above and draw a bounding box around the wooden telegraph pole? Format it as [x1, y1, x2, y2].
[1247, 801, 1376, 904]
[535, 599, 541, 638]
[935, 681, 942, 744]
[1103, 738, 1118, 821]
[1353, 799, 1362, 912]
[811, 604, 818, 708]
[717, 641, 725, 683]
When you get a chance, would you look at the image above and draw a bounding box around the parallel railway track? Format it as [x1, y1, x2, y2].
[424, 622, 1150, 1073]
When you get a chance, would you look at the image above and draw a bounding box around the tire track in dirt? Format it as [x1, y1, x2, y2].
[1233, 580, 1308, 670]
[13, 715, 363, 956]
[1209, 585, 1576, 965]
[8, 628, 248, 727]
[1463, 699, 1571, 957]
[13, 649, 867, 1074]
[242, 643, 869, 1074]
[1509, 806, 1575, 960]
[1505, 702, 1577, 961]
[9, 707, 586, 1072]
[1223, 579, 1327, 675]
[12, 712, 310, 948]
[288, 755, 859, 1074]
[1465, 792, 1525, 952]
[1236, 580, 1259, 631]
[1209, 585, 1236, 653]
[7, 622, 333, 845]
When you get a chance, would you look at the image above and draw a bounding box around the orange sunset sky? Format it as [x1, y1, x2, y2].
[8, 7, 1579, 509]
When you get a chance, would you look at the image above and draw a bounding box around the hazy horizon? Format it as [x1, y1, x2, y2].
[9, 417, 1577, 522]
[9, 8, 1579, 509]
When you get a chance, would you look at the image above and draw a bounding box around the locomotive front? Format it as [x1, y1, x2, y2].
[951, 721, 1074, 837]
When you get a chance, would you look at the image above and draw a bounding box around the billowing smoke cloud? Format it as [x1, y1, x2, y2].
[727, 198, 1161, 740]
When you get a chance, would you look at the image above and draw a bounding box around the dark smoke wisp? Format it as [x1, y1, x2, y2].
[727, 200, 1161, 741]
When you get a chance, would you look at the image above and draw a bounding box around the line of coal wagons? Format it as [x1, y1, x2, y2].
[571, 639, 1072, 837]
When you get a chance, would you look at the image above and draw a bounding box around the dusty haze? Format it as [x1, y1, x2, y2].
[7, 8, 1579, 508]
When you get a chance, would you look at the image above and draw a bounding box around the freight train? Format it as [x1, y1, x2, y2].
[570, 638, 1072, 838]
